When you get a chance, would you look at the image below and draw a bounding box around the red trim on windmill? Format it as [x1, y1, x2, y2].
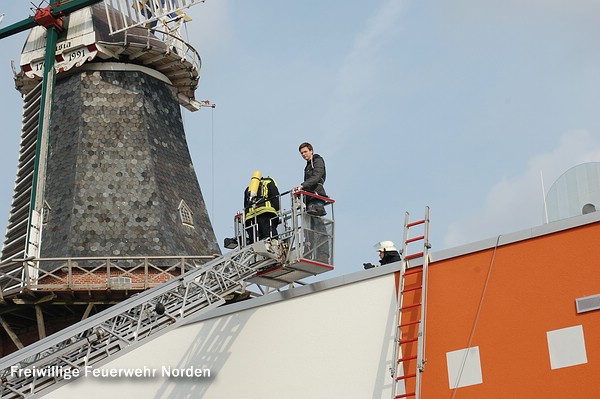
[34, 5, 64, 31]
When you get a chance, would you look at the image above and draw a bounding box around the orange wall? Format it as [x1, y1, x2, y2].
[422, 222, 600, 398]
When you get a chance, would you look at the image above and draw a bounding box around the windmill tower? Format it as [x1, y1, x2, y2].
[0, 1, 219, 354]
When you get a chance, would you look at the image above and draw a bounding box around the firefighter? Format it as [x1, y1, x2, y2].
[363, 241, 402, 269]
[244, 171, 280, 244]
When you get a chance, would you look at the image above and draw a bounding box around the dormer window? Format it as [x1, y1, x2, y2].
[178, 200, 194, 227]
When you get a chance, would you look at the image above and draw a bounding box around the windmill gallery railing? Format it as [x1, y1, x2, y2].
[0, 255, 217, 300]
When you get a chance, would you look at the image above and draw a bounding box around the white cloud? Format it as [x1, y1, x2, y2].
[337, 0, 407, 97]
[321, 0, 408, 155]
[443, 130, 600, 248]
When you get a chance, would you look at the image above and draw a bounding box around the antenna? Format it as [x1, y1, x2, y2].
[540, 170, 548, 224]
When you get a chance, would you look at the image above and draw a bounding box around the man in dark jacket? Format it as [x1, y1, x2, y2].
[294, 142, 327, 216]
[297, 142, 326, 196]
[294, 142, 330, 262]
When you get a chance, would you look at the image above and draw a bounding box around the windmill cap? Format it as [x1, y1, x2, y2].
[374, 240, 397, 252]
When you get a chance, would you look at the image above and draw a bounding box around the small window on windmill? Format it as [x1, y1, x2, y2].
[178, 200, 194, 227]
[42, 201, 52, 225]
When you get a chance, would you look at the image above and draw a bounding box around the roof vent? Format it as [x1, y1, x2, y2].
[576, 294, 600, 314]
[582, 203, 596, 215]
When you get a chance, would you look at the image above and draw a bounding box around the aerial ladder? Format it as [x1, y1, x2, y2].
[0, 190, 335, 399]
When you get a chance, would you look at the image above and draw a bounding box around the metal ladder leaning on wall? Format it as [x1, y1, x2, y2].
[390, 207, 431, 399]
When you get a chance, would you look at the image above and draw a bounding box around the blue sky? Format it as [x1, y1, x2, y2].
[0, 1, 599, 279]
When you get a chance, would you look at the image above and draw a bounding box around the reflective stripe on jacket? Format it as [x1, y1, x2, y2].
[245, 178, 279, 221]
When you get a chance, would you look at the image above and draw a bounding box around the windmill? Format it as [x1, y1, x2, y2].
[0, 0, 218, 354]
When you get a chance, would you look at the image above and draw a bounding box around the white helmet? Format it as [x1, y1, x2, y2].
[374, 240, 397, 252]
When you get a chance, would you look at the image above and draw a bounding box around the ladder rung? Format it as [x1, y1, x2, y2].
[396, 373, 416, 381]
[399, 337, 419, 344]
[395, 392, 416, 398]
[404, 268, 422, 276]
[405, 235, 424, 244]
[401, 302, 421, 311]
[404, 252, 424, 260]
[406, 219, 425, 228]
[399, 319, 421, 328]
[397, 355, 417, 363]
[401, 286, 422, 294]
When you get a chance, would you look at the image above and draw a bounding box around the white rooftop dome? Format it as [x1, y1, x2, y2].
[546, 162, 600, 222]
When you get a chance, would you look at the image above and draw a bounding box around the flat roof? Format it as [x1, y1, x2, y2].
[192, 210, 600, 324]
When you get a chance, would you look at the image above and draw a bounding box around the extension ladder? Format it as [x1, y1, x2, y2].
[390, 207, 431, 399]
